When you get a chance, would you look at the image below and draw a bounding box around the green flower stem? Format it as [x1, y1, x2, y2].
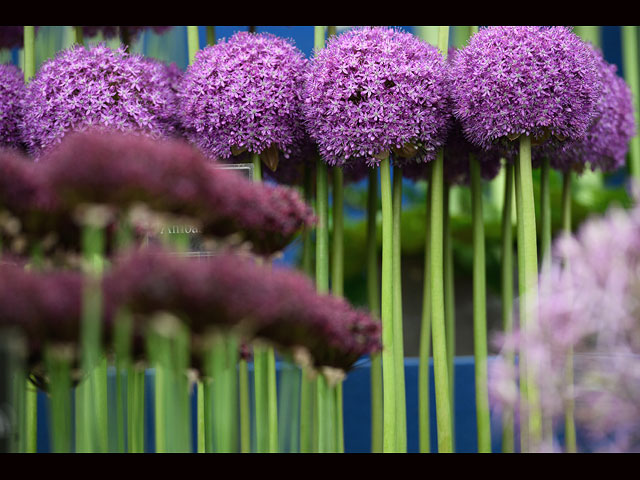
[253, 346, 270, 453]
[335, 383, 344, 453]
[197, 381, 205, 453]
[540, 157, 552, 273]
[367, 168, 383, 454]
[23, 27, 35, 82]
[302, 164, 314, 277]
[314, 156, 330, 453]
[331, 166, 345, 453]
[278, 357, 301, 453]
[206, 26, 216, 46]
[430, 148, 453, 453]
[379, 156, 397, 453]
[45, 346, 72, 453]
[623, 26, 640, 180]
[470, 154, 491, 453]
[74, 26, 84, 46]
[501, 162, 515, 453]
[239, 359, 251, 453]
[25, 379, 37, 453]
[561, 173, 577, 453]
[208, 335, 239, 453]
[444, 181, 456, 440]
[251, 153, 278, 453]
[300, 369, 313, 453]
[574, 26, 601, 48]
[418, 165, 433, 453]
[392, 165, 407, 452]
[187, 26, 200, 67]
[114, 309, 132, 453]
[127, 365, 145, 453]
[515, 136, 542, 451]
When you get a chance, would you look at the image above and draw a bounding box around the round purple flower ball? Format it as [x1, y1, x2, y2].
[20, 44, 180, 156]
[451, 26, 603, 150]
[303, 26, 451, 168]
[178, 31, 308, 162]
[0, 64, 26, 149]
[548, 45, 636, 173]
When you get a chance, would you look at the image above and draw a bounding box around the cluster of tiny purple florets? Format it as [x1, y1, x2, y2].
[548, 45, 636, 173]
[179, 32, 308, 161]
[304, 26, 451, 168]
[451, 26, 603, 150]
[20, 44, 180, 156]
[0, 64, 26, 149]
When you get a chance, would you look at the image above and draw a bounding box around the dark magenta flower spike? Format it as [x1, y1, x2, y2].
[451, 26, 603, 452]
[38, 130, 314, 257]
[490, 201, 640, 453]
[104, 248, 382, 373]
[0, 64, 26, 150]
[305, 26, 451, 453]
[20, 44, 179, 157]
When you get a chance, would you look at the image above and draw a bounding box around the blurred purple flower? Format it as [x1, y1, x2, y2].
[451, 26, 603, 150]
[489, 202, 640, 452]
[304, 26, 451, 168]
[0, 64, 26, 149]
[179, 31, 307, 162]
[20, 44, 179, 156]
[106, 248, 381, 371]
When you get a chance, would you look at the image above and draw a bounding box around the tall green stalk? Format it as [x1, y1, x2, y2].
[379, 156, 397, 453]
[187, 26, 200, 66]
[367, 168, 383, 454]
[331, 166, 345, 453]
[470, 154, 491, 452]
[561, 172, 577, 453]
[443, 181, 456, 442]
[45, 346, 73, 453]
[623, 26, 640, 180]
[539, 157, 552, 273]
[430, 26, 453, 454]
[501, 162, 515, 453]
[239, 358, 251, 453]
[515, 136, 542, 451]
[23, 27, 35, 82]
[418, 166, 432, 453]
[392, 165, 407, 452]
[251, 153, 278, 453]
[206, 26, 216, 45]
[74, 26, 84, 46]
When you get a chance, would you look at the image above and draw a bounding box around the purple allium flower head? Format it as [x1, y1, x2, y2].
[544, 45, 636, 173]
[106, 248, 381, 371]
[0, 26, 39, 50]
[451, 26, 603, 151]
[20, 44, 179, 156]
[489, 201, 640, 452]
[178, 31, 308, 163]
[304, 26, 451, 168]
[0, 64, 26, 149]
